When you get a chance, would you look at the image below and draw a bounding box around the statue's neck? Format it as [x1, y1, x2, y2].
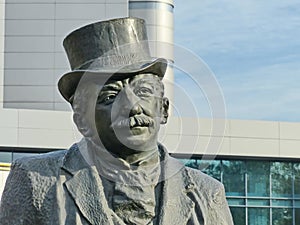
[110, 146, 159, 166]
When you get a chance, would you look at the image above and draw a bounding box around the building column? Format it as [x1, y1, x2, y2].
[129, 0, 174, 110]
[0, 0, 5, 108]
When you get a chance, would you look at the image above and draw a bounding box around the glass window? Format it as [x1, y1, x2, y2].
[294, 163, 300, 198]
[183, 159, 199, 170]
[272, 200, 292, 207]
[272, 208, 292, 225]
[222, 160, 245, 196]
[0, 152, 12, 163]
[247, 161, 270, 197]
[271, 162, 293, 197]
[198, 160, 221, 181]
[227, 198, 245, 206]
[184, 159, 221, 181]
[248, 199, 269, 206]
[175, 157, 300, 225]
[248, 208, 270, 225]
[230, 207, 245, 225]
[295, 209, 300, 225]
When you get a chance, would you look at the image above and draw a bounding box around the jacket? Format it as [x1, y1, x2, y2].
[0, 143, 233, 225]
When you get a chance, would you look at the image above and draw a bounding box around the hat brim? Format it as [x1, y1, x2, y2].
[58, 58, 168, 103]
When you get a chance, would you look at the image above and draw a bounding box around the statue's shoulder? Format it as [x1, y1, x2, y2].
[11, 149, 68, 174]
[185, 166, 225, 198]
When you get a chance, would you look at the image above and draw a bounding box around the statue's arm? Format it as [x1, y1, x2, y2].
[209, 184, 234, 225]
[0, 161, 38, 225]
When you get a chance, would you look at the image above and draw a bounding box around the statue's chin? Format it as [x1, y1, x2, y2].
[118, 128, 157, 151]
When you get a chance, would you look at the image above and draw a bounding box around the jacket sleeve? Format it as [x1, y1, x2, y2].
[0, 161, 39, 225]
[208, 183, 234, 225]
[187, 168, 234, 225]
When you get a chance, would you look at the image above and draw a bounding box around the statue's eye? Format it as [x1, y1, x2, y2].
[97, 94, 117, 105]
[104, 95, 116, 102]
[135, 87, 153, 97]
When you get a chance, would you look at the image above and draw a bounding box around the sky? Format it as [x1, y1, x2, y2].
[173, 0, 300, 122]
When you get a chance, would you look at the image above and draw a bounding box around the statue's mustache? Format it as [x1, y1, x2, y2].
[111, 115, 154, 129]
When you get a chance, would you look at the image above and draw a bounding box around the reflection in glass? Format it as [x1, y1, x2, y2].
[272, 208, 292, 225]
[183, 159, 199, 170]
[198, 160, 221, 181]
[272, 200, 292, 207]
[247, 161, 270, 197]
[248, 208, 269, 225]
[248, 199, 269, 206]
[223, 160, 245, 196]
[227, 198, 245, 206]
[176, 158, 300, 224]
[296, 209, 300, 225]
[230, 207, 245, 225]
[0, 152, 12, 163]
[271, 162, 292, 197]
[294, 163, 300, 198]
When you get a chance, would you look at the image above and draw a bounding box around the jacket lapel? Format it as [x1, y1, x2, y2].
[158, 155, 196, 225]
[61, 144, 114, 225]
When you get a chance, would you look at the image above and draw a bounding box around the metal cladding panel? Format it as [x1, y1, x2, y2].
[3, 1, 128, 111]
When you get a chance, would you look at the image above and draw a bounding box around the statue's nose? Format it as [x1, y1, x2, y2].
[130, 103, 143, 116]
[119, 87, 142, 115]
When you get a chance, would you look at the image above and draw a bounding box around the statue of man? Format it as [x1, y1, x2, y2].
[0, 17, 233, 225]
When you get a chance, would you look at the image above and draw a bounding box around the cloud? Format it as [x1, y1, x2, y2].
[173, 0, 300, 122]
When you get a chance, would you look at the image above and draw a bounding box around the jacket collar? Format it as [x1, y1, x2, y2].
[61, 144, 116, 225]
[61, 143, 196, 225]
[157, 145, 196, 225]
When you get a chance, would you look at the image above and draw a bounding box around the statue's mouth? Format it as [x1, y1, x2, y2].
[111, 115, 154, 129]
[129, 116, 153, 128]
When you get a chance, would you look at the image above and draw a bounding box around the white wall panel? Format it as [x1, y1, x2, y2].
[56, 0, 105, 3]
[280, 122, 300, 140]
[54, 52, 69, 69]
[0, 127, 18, 146]
[4, 102, 54, 110]
[231, 137, 280, 157]
[6, 0, 55, 3]
[4, 69, 54, 86]
[18, 128, 75, 148]
[5, 20, 54, 36]
[280, 140, 300, 158]
[54, 20, 94, 36]
[230, 119, 279, 139]
[3, 2, 129, 110]
[4, 86, 54, 102]
[106, 3, 128, 19]
[109, 0, 127, 3]
[5, 3, 55, 19]
[54, 102, 71, 111]
[5, 53, 54, 69]
[55, 4, 106, 20]
[0, 109, 18, 128]
[5, 36, 54, 52]
[19, 109, 73, 129]
[54, 36, 65, 52]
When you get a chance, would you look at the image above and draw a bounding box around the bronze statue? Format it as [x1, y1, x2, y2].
[0, 17, 233, 225]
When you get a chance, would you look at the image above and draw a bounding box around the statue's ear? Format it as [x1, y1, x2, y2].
[160, 97, 169, 124]
[72, 107, 90, 137]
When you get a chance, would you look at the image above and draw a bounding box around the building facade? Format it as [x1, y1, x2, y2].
[0, 1, 300, 225]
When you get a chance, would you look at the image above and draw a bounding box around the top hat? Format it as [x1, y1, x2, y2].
[58, 17, 168, 103]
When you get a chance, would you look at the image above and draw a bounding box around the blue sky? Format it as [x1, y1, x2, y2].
[173, 0, 300, 122]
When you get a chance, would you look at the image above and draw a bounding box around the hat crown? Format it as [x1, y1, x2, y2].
[63, 17, 151, 71]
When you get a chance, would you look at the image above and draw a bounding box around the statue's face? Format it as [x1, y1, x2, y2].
[95, 73, 168, 154]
